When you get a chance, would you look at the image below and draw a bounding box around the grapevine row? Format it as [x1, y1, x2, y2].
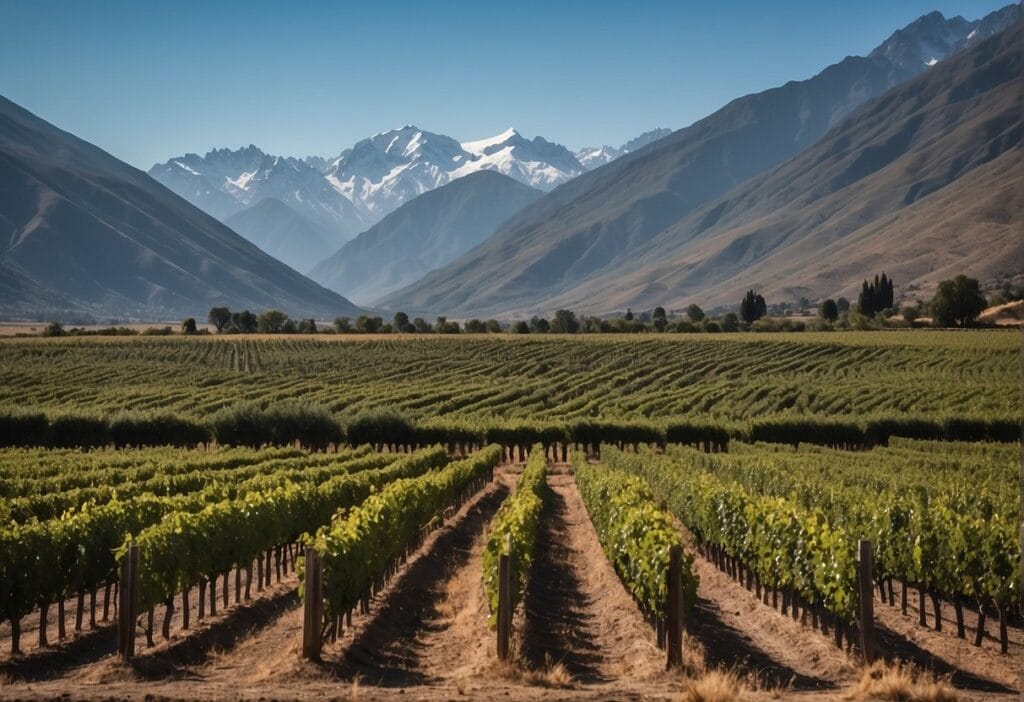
[482, 444, 547, 627]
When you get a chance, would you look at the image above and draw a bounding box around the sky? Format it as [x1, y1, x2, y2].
[0, 0, 1008, 169]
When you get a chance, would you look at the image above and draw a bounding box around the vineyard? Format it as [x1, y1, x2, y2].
[0, 332, 1020, 700]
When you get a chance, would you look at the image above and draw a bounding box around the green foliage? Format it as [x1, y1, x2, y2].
[231, 310, 258, 333]
[257, 310, 289, 333]
[858, 273, 894, 316]
[551, 309, 580, 334]
[208, 307, 231, 333]
[930, 274, 987, 327]
[819, 299, 838, 322]
[181, 318, 198, 335]
[42, 321, 65, 337]
[210, 402, 342, 450]
[482, 445, 546, 627]
[312, 445, 501, 615]
[110, 412, 211, 448]
[573, 452, 697, 617]
[740, 290, 767, 323]
[128, 446, 448, 610]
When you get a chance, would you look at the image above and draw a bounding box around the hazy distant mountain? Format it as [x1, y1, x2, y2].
[576, 128, 673, 169]
[310, 171, 541, 304]
[150, 126, 583, 268]
[149, 146, 371, 246]
[383, 5, 1019, 317]
[224, 198, 334, 273]
[0, 96, 362, 319]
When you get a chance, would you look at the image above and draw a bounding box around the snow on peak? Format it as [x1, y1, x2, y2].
[926, 57, 939, 66]
[461, 128, 520, 154]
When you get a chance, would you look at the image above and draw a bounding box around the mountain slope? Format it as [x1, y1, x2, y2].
[576, 128, 673, 169]
[151, 127, 584, 251]
[149, 147, 371, 245]
[381, 5, 1020, 316]
[224, 198, 334, 273]
[0, 96, 362, 319]
[309, 171, 541, 304]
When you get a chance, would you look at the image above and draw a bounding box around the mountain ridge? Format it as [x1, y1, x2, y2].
[0, 95, 363, 319]
[380, 4, 1021, 317]
[309, 170, 542, 304]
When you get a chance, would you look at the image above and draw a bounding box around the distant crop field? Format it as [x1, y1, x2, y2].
[0, 331, 1016, 423]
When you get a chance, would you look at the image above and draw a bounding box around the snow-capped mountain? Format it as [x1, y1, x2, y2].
[150, 127, 586, 254]
[575, 128, 673, 169]
[149, 146, 370, 244]
[322, 126, 584, 218]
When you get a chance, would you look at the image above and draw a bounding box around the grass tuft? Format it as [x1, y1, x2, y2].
[849, 660, 957, 702]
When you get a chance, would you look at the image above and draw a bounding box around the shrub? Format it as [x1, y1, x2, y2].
[0, 410, 50, 447]
[50, 414, 111, 448]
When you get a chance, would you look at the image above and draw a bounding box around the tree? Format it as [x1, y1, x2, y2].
[930, 275, 986, 327]
[858, 273, 895, 315]
[438, 319, 460, 334]
[721, 312, 740, 332]
[819, 299, 839, 323]
[512, 321, 530, 334]
[334, 316, 352, 333]
[740, 290, 767, 324]
[413, 317, 433, 333]
[686, 304, 704, 322]
[181, 317, 198, 335]
[232, 310, 257, 333]
[551, 309, 580, 334]
[464, 319, 486, 333]
[42, 321, 64, 337]
[297, 318, 317, 334]
[485, 319, 502, 333]
[624, 308, 634, 322]
[281, 319, 297, 333]
[532, 317, 550, 333]
[836, 297, 850, 313]
[902, 304, 921, 324]
[393, 312, 410, 332]
[208, 306, 231, 333]
[257, 310, 289, 333]
[355, 315, 382, 333]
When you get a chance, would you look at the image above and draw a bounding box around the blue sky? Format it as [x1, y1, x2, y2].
[0, 0, 1007, 169]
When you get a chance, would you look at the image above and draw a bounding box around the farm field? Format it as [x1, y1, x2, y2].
[0, 332, 1017, 425]
[0, 332, 1020, 700]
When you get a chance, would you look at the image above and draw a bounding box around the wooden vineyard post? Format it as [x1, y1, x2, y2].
[857, 539, 876, 663]
[666, 544, 684, 669]
[117, 542, 139, 661]
[497, 534, 512, 662]
[301, 546, 323, 661]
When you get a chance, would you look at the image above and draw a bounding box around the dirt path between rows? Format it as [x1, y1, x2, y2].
[870, 582, 1022, 694]
[520, 466, 671, 689]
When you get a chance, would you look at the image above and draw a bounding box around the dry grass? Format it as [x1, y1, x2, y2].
[848, 660, 957, 702]
[494, 654, 576, 689]
[680, 668, 745, 702]
[676, 660, 795, 702]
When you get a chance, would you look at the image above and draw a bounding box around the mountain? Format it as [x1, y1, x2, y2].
[576, 128, 673, 169]
[150, 127, 583, 254]
[149, 146, 371, 245]
[535, 21, 1023, 313]
[322, 126, 581, 220]
[224, 198, 334, 273]
[381, 6, 1020, 317]
[0, 96, 363, 319]
[309, 171, 541, 304]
